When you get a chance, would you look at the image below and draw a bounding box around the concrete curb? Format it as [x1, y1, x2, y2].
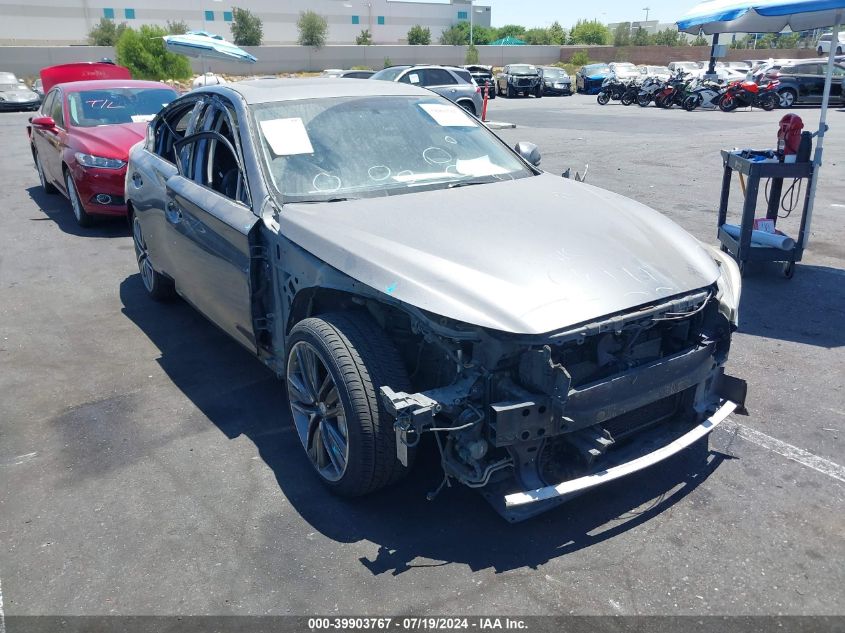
[483, 120, 517, 129]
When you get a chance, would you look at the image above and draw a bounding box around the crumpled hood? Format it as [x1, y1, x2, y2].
[71, 122, 146, 159]
[280, 174, 720, 335]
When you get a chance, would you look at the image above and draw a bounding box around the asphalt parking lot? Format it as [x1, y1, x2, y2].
[0, 94, 843, 618]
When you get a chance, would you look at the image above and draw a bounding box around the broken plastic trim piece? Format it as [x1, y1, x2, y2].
[503, 399, 738, 507]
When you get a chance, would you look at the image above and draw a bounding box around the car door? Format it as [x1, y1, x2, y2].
[164, 97, 260, 352]
[30, 89, 55, 173]
[31, 88, 66, 187]
[128, 96, 203, 278]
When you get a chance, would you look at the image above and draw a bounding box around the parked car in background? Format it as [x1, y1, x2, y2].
[321, 69, 375, 79]
[371, 65, 483, 115]
[538, 66, 571, 95]
[28, 78, 178, 226]
[762, 60, 845, 107]
[608, 62, 641, 82]
[816, 32, 845, 56]
[32, 78, 44, 98]
[192, 72, 227, 87]
[0, 72, 41, 111]
[125, 78, 745, 521]
[463, 65, 496, 98]
[496, 64, 543, 98]
[575, 63, 611, 94]
[668, 61, 701, 75]
[638, 65, 672, 81]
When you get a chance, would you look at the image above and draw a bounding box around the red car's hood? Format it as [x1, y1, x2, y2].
[71, 122, 146, 159]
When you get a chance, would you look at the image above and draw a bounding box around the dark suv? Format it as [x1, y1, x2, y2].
[763, 60, 845, 107]
[496, 64, 543, 98]
[463, 65, 495, 99]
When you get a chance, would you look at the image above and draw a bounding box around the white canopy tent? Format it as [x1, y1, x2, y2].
[677, 0, 845, 248]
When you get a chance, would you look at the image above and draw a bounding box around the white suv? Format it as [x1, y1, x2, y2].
[816, 32, 844, 56]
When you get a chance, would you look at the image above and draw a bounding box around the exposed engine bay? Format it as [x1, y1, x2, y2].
[372, 286, 746, 521]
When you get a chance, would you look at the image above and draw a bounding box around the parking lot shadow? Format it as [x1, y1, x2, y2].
[26, 185, 129, 237]
[738, 263, 844, 348]
[120, 273, 732, 576]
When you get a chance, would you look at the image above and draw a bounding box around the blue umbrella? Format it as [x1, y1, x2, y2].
[677, 0, 845, 248]
[163, 31, 257, 64]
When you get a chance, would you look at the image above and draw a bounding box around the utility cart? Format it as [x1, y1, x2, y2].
[717, 150, 813, 278]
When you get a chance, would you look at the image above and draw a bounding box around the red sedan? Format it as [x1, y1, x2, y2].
[28, 78, 178, 227]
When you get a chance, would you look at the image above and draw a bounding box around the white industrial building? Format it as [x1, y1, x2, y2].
[0, 0, 491, 45]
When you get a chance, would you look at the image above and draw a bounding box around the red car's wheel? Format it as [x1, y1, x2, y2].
[65, 170, 93, 227]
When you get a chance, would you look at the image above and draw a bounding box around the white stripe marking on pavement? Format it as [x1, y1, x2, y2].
[729, 423, 845, 484]
[0, 574, 6, 633]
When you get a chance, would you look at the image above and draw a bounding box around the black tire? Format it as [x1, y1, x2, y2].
[458, 100, 476, 116]
[34, 151, 57, 194]
[719, 95, 738, 112]
[65, 169, 93, 227]
[596, 92, 610, 105]
[817, 47, 824, 56]
[637, 93, 651, 107]
[760, 92, 778, 111]
[683, 94, 701, 111]
[506, 84, 515, 98]
[779, 88, 797, 108]
[286, 312, 413, 497]
[837, 46, 843, 55]
[534, 86, 543, 98]
[132, 214, 175, 300]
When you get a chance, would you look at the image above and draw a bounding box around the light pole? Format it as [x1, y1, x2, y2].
[643, 6, 650, 22]
[470, 0, 474, 46]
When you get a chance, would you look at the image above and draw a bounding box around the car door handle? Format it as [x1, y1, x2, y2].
[166, 201, 183, 223]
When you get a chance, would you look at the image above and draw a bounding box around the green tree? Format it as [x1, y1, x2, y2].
[115, 25, 191, 81]
[691, 34, 709, 46]
[548, 21, 566, 45]
[776, 32, 801, 48]
[632, 27, 651, 46]
[297, 10, 328, 48]
[524, 27, 551, 45]
[440, 24, 467, 45]
[407, 24, 431, 45]
[496, 24, 526, 40]
[569, 50, 590, 66]
[355, 29, 372, 45]
[165, 19, 188, 35]
[232, 7, 263, 46]
[569, 19, 610, 45]
[652, 28, 682, 46]
[465, 43, 479, 64]
[383, 56, 392, 69]
[88, 18, 127, 46]
[613, 22, 631, 47]
[470, 25, 496, 45]
[730, 34, 751, 49]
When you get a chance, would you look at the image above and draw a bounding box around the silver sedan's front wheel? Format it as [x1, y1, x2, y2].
[132, 215, 174, 300]
[287, 340, 349, 482]
[285, 312, 413, 497]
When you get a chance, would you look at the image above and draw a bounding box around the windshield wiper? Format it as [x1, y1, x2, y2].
[447, 177, 498, 189]
[289, 197, 360, 204]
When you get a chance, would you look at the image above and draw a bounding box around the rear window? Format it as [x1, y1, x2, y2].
[452, 70, 472, 83]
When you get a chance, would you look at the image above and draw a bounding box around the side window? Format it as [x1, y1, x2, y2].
[50, 92, 64, 127]
[41, 90, 55, 117]
[184, 104, 248, 205]
[153, 100, 199, 163]
[453, 70, 472, 84]
[421, 68, 457, 86]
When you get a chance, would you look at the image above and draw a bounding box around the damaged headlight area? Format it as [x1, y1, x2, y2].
[702, 242, 742, 327]
[379, 287, 746, 521]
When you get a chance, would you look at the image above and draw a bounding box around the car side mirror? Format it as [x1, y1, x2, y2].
[30, 116, 56, 129]
[515, 141, 541, 167]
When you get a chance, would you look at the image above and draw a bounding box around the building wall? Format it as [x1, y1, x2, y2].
[0, 44, 563, 77]
[560, 45, 818, 66]
[0, 0, 491, 45]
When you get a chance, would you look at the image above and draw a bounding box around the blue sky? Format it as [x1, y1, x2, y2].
[403, 0, 691, 28]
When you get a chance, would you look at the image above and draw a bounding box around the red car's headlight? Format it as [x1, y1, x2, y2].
[75, 152, 126, 170]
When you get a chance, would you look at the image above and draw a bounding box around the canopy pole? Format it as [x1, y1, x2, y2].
[707, 32, 720, 75]
[802, 16, 842, 249]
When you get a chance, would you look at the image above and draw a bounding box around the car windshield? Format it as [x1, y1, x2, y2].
[253, 95, 534, 203]
[585, 64, 610, 74]
[371, 67, 411, 81]
[509, 65, 537, 75]
[67, 87, 177, 127]
[542, 68, 565, 78]
[0, 83, 21, 91]
[613, 64, 637, 71]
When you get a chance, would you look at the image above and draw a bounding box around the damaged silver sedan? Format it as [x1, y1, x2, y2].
[126, 79, 745, 520]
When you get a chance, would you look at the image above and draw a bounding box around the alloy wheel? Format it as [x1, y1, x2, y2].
[66, 173, 83, 223]
[287, 341, 349, 482]
[36, 156, 47, 189]
[132, 217, 156, 293]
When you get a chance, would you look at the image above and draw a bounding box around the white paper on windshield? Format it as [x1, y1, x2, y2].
[419, 103, 474, 127]
[408, 73, 421, 84]
[455, 156, 509, 176]
[131, 114, 156, 123]
[259, 117, 314, 156]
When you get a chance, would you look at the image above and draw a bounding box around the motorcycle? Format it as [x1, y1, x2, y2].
[654, 71, 691, 109]
[620, 82, 640, 106]
[636, 76, 664, 107]
[596, 76, 630, 105]
[718, 80, 780, 112]
[683, 77, 725, 111]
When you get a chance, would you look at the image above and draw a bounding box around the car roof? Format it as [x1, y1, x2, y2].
[53, 79, 172, 92]
[209, 78, 436, 105]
